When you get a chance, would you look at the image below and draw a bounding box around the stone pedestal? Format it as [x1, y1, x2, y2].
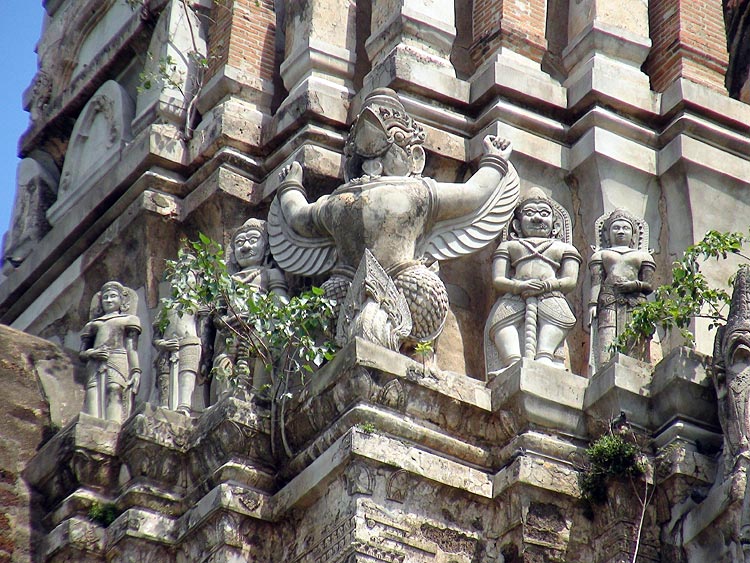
[14, 342, 733, 562]
[363, 0, 467, 102]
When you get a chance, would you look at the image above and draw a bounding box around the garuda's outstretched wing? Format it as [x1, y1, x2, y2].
[420, 164, 521, 261]
[267, 196, 337, 276]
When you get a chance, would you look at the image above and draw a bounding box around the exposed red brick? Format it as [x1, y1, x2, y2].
[205, 0, 277, 84]
[643, 0, 728, 93]
[470, 0, 548, 67]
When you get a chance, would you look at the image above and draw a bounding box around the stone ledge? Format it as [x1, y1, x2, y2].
[655, 444, 717, 489]
[24, 413, 121, 510]
[650, 347, 719, 434]
[282, 339, 510, 472]
[365, 45, 470, 106]
[489, 358, 588, 437]
[492, 454, 580, 500]
[584, 353, 652, 429]
[43, 516, 105, 561]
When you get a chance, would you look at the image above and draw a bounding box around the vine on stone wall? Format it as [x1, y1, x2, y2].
[614, 230, 750, 351]
[160, 234, 336, 459]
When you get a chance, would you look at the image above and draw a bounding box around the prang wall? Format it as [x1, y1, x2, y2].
[5, 0, 750, 372]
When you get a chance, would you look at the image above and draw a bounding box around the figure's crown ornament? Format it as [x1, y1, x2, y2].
[90, 280, 136, 317]
[345, 88, 426, 159]
[507, 187, 572, 243]
[594, 208, 649, 251]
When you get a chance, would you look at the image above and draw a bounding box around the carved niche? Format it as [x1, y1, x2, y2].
[47, 80, 134, 225]
[2, 156, 59, 271]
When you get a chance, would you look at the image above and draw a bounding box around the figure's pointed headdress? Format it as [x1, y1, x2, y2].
[344, 88, 426, 181]
[506, 187, 572, 243]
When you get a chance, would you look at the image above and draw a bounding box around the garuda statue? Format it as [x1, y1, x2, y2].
[268, 88, 520, 351]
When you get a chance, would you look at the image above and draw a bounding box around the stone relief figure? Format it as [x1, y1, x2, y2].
[210, 218, 289, 403]
[153, 305, 205, 415]
[3, 157, 58, 272]
[588, 208, 655, 372]
[484, 188, 581, 374]
[269, 88, 520, 351]
[79, 281, 142, 422]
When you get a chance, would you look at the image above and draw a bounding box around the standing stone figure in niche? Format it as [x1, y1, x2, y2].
[484, 188, 581, 374]
[80, 281, 142, 422]
[211, 218, 289, 403]
[588, 208, 655, 372]
[153, 304, 204, 415]
[269, 88, 520, 350]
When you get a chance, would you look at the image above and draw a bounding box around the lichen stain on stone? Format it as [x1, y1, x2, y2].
[420, 522, 480, 556]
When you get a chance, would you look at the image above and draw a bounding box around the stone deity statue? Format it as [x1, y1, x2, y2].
[269, 88, 520, 350]
[79, 281, 142, 422]
[588, 208, 655, 372]
[484, 188, 581, 374]
[211, 218, 289, 403]
[153, 304, 204, 415]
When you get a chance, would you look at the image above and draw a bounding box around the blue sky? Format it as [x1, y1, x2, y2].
[0, 3, 45, 240]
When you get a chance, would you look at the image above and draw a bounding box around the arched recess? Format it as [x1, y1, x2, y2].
[133, 0, 209, 132]
[47, 80, 135, 225]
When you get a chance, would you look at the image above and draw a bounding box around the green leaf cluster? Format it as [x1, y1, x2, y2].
[88, 502, 120, 527]
[580, 433, 643, 505]
[137, 54, 183, 94]
[614, 230, 749, 351]
[160, 235, 336, 390]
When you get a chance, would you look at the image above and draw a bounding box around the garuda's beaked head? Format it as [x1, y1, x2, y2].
[344, 88, 427, 181]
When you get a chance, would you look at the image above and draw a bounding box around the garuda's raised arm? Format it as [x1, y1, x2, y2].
[419, 135, 520, 262]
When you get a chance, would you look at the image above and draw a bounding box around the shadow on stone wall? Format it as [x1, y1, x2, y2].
[0, 324, 83, 563]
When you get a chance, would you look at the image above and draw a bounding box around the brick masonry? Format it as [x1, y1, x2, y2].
[644, 0, 729, 93]
[206, 0, 276, 84]
[471, 0, 548, 68]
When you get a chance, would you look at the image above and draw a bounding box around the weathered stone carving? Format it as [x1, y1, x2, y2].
[28, 70, 52, 122]
[153, 306, 205, 415]
[2, 156, 59, 271]
[79, 281, 142, 422]
[336, 249, 412, 350]
[712, 265, 750, 559]
[484, 188, 581, 374]
[588, 208, 655, 372]
[269, 88, 520, 351]
[210, 219, 288, 403]
[47, 80, 134, 225]
[713, 265, 750, 468]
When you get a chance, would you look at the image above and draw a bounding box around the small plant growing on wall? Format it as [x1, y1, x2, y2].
[579, 417, 653, 563]
[88, 502, 120, 527]
[413, 339, 434, 374]
[579, 432, 643, 506]
[615, 229, 750, 351]
[160, 234, 336, 459]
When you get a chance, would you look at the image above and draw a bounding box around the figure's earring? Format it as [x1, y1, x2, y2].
[410, 145, 426, 175]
